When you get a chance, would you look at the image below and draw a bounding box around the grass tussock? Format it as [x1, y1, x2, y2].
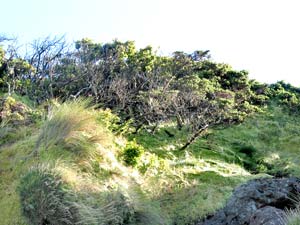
[18, 164, 79, 225]
[36, 99, 112, 157]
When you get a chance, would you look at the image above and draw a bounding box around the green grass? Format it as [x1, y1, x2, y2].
[0, 134, 37, 225]
[125, 105, 300, 223]
[211, 106, 300, 176]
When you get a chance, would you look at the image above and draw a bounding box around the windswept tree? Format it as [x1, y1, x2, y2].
[0, 36, 274, 149]
[0, 37, 33, 95]
[26, 36, 67, 101]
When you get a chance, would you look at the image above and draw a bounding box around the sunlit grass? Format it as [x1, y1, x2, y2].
[213, 106, 300, 176]
[36, 99, 112, 156]
[0, 134, 37, 225]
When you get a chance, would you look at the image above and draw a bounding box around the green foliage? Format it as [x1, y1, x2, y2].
[122, 140, 144, 166]
[233, 143, 266, 173]
[0, 95, 41, 145]
[18, 165, 78, 225]
[267, 81, 300, 113]
[97, 108, 132, 134]
[0, 96, 34, 126]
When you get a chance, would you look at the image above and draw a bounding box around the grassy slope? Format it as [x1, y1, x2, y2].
[1, 99, 300, 225]
[128, 106, 300, 223]
[0, 128, 37, 225]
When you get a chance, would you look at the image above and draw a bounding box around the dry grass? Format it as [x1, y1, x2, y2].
[35, 99, 112, 157]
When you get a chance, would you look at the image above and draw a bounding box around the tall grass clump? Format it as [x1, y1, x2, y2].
[284, 194, 300, 225]
[35, 99, 111, 156]
[285, 207, 300, 225]
[68, 189, 135, 225]
[18, 165, 79, 225]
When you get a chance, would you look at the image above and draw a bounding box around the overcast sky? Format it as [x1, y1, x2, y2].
[1, 0, 300, 85]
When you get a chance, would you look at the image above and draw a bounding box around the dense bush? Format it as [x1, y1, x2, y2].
[122, 141, 144, 166]
[234, 143, 271, 173]
[18, 165, 78, 225]
[0, 95, 41, 126]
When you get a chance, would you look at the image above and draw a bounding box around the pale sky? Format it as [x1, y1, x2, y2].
[1, 0, 300, 85]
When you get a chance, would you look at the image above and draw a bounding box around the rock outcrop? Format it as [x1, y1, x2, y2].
[199, 177, 300, 225]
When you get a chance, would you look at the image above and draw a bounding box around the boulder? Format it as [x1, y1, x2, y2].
[200, 177, 300, 225]
[249, 206, 285, 225]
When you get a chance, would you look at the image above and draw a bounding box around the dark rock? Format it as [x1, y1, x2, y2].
[201, 177, 300, 225]
[249, 206, 285, 225]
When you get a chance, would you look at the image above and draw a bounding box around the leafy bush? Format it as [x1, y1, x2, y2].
[18, 165, 78, 225]
[0, 96, 41, 126]
[122, 141, 144, 166]
[97, 109, 132, 134]
[234, 143, 263, 173]
[237, 144, 257, 158]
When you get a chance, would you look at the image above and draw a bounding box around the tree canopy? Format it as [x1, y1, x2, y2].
[1, 36, 300, 146]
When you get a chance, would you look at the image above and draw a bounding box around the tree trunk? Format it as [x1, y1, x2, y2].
[180, 124, 209, 151]
[151, 123, 158, 134]
[7, 82, 11, 96]
[176, 115, 184, 130]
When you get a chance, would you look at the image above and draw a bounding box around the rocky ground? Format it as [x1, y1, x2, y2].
[198, 177, 300, 225]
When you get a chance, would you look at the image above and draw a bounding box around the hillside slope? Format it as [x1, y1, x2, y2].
[0, 96, 300, 225]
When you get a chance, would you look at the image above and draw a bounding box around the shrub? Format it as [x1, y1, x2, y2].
[18, 165, 78, 225]
[233, 143, 258, 171]
[122, 141, 144, 166]
[237, 145, 257, 158]
[0, 96, 41, 126]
